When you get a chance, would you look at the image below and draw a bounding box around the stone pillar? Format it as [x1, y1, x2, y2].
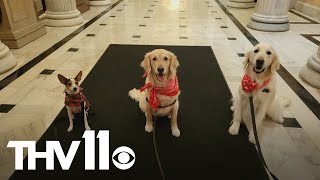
[227, 0, 254, 9]
[300, 46, 320, 88]
[40, 0, 84, 27]
[247, 0, 291, 32]
[89, 0, 111, 6]
[0, 0, 47, 48]
[0, 41, 17, 74]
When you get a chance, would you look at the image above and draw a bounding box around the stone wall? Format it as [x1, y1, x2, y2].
[294, 0, 320, 21]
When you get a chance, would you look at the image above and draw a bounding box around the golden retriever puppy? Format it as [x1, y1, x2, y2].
[129, 49, 181, 137]
[228, 43, 290, 144]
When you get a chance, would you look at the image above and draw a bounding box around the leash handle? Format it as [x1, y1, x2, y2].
[249, 96, 278, 180]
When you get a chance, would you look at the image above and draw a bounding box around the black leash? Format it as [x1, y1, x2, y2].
[152, 116, 166, 180]
[249, 96, 278, 180]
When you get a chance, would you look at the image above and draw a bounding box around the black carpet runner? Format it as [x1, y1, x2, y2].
[10, 45, 268, 180]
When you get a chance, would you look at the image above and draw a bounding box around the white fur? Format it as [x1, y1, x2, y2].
[228, 43, 290, 144]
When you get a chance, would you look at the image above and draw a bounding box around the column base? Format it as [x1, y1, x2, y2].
[247, 13, 290, 32]
[0, 22, 46, 49]
[247, 19, 290, 32]
[0, 44, 17, 74]
[227, 0, 254, 8]
[300, 51, 320, 88]
[40, 10, 84, 27]
[89, 0, 111, 6]
[300, 64, 320, 89]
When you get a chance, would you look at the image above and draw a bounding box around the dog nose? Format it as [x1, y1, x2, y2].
[73, 87, 78, 91]
[157, 67, 164, 73]
[256, 59, 264, 67]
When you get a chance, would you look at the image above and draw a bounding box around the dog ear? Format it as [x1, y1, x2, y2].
[271, 50, 280, 73]
[169, 53, 180, 74]
[75, 71, 82, 82]
[58, 74, 68, 85]
[243, 51, 250, 69]
[140, 53, 151, 73]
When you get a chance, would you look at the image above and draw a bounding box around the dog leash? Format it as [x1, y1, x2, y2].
[249, 95, 278, 180]
[152, 116, 166, 180]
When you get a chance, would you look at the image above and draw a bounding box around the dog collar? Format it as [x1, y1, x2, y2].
[241, 74, 270, 93]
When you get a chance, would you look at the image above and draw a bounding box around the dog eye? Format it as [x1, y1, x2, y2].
[152, 57, 157, 61]
[266, 51, 272, 55]
[254, 49, 259, 53]
[67, 82, 72, 87]
[164, 56, 168, 61]
[75, 82, 79, 85]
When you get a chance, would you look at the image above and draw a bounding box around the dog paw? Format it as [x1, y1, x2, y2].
[85, 126, 91, 130]
[275, 117, 284, 124]
[228, 122, 240, 135]
[67, 126, 73, 132]
[171, 127, 180, 137]
[145, 124, 153, 133]
[248, 133, 256, 144]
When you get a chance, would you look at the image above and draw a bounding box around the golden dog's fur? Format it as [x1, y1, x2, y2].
[129, 49, 181, 137]
[228, 43, 290, 144]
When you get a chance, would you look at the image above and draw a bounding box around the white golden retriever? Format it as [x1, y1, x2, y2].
[129, 49, 181, 137]
[228, 43, 290, 144]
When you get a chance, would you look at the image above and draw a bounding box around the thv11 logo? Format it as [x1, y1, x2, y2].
[7, 130, 135, 170]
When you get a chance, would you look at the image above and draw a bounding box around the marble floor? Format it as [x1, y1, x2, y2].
[0, 0, 320, 179]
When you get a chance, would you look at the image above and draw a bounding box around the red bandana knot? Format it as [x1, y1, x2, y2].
[241, 74, 270, 93]
[140, 76, 179, 109]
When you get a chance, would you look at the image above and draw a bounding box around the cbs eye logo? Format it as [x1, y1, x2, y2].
[112, 146, 136, 170]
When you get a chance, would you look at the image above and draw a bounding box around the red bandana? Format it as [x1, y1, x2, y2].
[140, 76, 180, 109]
[241, 74, 270, 93]
[65, 88, 90, 111]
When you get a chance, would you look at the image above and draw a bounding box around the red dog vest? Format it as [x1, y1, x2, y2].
[65, 88, 90, 111]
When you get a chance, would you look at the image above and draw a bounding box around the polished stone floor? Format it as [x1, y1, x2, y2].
[0, 0, 320, 179]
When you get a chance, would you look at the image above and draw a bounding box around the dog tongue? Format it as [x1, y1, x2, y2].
[158, 75, 164, 82]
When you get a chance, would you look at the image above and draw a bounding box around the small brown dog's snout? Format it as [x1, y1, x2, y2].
[256, 59, 264, 69]
[73, 87, 78, 91]
[157, 67, 164, 74]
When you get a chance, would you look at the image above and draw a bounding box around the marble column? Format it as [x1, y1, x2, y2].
[227, 0, 254, 9]
[247, 0, 291, 32]
[0, 0, 47, 48]
[300, 46, 320, 88]
[40, 0, 84, 27]
[0, 41, 17, 74]
[89, 0, 111, 6]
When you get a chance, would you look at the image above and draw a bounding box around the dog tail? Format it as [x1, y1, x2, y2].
[280, 96, 291, 108]
[129, 88, 143, 102]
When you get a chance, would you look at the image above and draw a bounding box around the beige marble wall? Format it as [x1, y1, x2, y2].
[298, 0, 320, 8]
[0, 0, 46, 48]
[294, 0, 320, 21]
